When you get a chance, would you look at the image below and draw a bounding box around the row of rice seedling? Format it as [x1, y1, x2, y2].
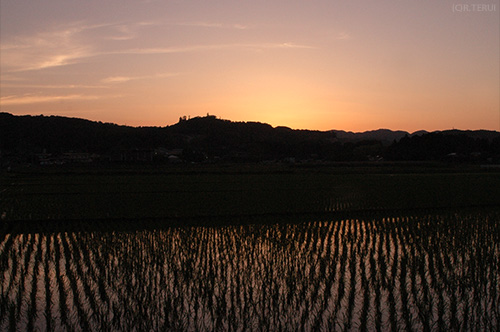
[0, 208, 499, 330]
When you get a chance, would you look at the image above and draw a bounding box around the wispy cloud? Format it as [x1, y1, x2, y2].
[101, 73, 180, 84]
[0, 74, 26, 82]
[101, 76, 134, 83]
[36, 52, 88, 70]
[170, 21, 249, 30]
[0, 83, 109, 89]
[1, 20, 314, 73]
[0, 94, 107, 105]
[0, 22, 96, 72]
[103, 21, 161, 40]
[233, 24, 248, 30]
[336, 32, 351, 40]
[105, 25, 136, 41]
[109, 42, 316, 56]
[275, 42, 316, 49]
[0, 21, 160, 72]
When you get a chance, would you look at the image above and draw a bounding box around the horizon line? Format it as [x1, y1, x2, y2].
[1, 112, 498, 134]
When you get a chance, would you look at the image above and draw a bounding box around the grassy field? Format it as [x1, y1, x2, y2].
[1, 165, 500, 224]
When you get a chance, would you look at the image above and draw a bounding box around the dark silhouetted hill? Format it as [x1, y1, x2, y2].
[1, 112, 499, 164]
[0, 112, 165, 155]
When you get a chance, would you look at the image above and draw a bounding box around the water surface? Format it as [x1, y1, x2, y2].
[1, 209, 499, 331]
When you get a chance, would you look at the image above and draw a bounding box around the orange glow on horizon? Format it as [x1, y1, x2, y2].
[1, 1, 498, 132]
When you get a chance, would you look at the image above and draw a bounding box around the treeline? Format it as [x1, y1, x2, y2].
[387, 131, 500, 162]
[1, 112, 499, 164]
[0, 113, 165, 154]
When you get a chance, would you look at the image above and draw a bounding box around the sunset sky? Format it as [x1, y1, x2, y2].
[1, 0, 498, 132]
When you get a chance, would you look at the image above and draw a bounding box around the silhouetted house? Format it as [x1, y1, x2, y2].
[114, 149, 154, 162]
[152, 148, 184, 163]
[62, 152, 93, 163]
[444, 152, 463, 162]
[35, 152, 55, 165]
[166, 148, 183, 157]
[166, 149, 183, 163]
[34, 152, 95, 165]
[368, 155, 384, 162]
[481, 164, 500, 169]
[168, 155, 182, 163]
[470, 152, 482, 160]
[154, 147, 169, 157]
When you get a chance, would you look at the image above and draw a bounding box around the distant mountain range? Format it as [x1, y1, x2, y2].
[332, 129, 414, 144]
[332, 129, 500, 144]
[1, 112, 499, 164]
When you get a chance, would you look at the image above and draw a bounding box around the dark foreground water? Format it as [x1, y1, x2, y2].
[1, 209, 499, 331]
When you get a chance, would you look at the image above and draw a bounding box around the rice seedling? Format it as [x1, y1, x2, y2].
[53, 233, 71, 330]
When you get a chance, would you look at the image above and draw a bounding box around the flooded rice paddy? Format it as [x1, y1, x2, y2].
[1, 209, 499, 331]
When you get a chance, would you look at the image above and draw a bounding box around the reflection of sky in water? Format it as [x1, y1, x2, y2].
[1, 210, 499, 331]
